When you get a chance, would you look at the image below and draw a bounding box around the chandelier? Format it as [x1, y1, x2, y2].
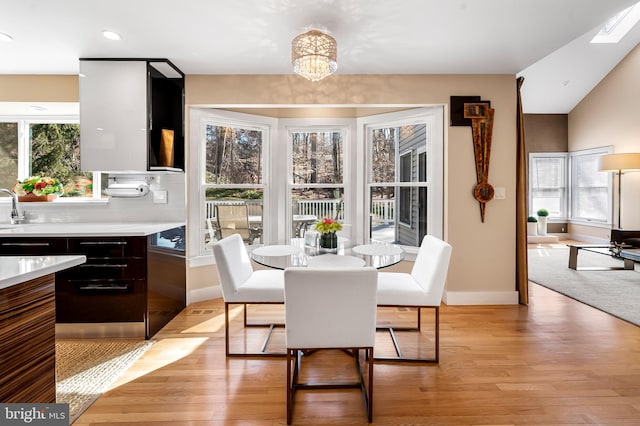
[291, 29, 337, 82]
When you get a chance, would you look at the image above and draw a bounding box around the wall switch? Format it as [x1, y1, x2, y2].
[152, 190, 168, 204]
[494, 187, 506, 199]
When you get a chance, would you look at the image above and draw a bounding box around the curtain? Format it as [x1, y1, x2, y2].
[516, 76, 529, 305]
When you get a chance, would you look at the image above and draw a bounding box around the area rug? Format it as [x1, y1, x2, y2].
[528, 247, 640, 326]
[56, 339, 154, 423]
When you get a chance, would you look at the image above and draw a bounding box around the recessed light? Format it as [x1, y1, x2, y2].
[0, 32, 13, 42]
[102, 30, 121, 41]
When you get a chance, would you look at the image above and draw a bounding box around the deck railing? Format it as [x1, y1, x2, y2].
[204, 199, 394, 223]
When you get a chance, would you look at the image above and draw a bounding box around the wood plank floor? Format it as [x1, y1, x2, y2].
[75, 283, 640, 425]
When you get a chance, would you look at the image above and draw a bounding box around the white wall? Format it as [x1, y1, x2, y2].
[0, 172, 185, 224]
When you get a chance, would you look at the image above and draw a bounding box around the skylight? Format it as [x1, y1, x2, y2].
[591, 1, 640, 43]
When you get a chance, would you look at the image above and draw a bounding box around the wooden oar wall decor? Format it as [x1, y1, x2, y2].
[463, 102, 495, 223]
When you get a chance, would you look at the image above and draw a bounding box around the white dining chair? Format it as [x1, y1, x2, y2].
[376, 235, 452, 363]
[284, 267, 378, 424]
[211, 234, 285, 357]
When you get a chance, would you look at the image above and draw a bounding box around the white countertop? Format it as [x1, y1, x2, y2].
[0, 255, 87, 290]
[0, 222, 184, 237]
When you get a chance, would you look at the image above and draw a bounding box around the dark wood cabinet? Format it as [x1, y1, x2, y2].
[0, 274, 56, 403]
[0, 233, 185, 339]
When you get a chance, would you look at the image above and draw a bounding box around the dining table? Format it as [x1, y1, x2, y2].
[249, 237, 405, 270]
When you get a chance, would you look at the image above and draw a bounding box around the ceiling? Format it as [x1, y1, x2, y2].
[2, 0, 640, 114]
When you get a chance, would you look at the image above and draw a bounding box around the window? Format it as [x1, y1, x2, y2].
[289, 128, 345, 238]
[362, 107, 444, 248]
[201, 119, 267, 250]
[569, 147, 612, 223]
[190, 107, 443, 260]
[528, 153, 568, 219]
[0, 118, 97, 198]
[399, 150, 412, 225]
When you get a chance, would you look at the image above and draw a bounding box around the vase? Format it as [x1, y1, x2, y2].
[319, 232, 338, 250]
[18, 193, 57, 202]
[527, 222, 538, 236]
[537, 216, 548, 236]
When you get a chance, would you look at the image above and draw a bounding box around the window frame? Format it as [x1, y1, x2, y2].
[0, 115, 103, 201]
[527, 152, 568, 220]
[286, 124, 348, 238]
[194, 109, 273, 256]
[359, 107, 444, 250]
[568, 146, 613, 226]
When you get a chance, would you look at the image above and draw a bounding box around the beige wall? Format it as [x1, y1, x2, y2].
[569, 44, 640, 233]
[524, 114, 568, 154]
[187, 74, 519, 304]
[0, 75, 78, 101]
[0, 73, 519, 304]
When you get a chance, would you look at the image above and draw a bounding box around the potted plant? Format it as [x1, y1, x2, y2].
[527, 216, 538, 236]
[12, 176, 63, 202]
[536, 208, 549, 236]
[314, 217, 343, 250]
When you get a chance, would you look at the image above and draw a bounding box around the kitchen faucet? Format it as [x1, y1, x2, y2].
[0, 188, 25, 224]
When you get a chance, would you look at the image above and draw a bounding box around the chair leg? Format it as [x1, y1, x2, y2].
[286, 347, 373, 423]
[286, 349, 293, 425]
[375, 306, 440, 363]
[225, 302, 286, 358]
[225, 302, 231, 357]
[368, 347, 374, 423]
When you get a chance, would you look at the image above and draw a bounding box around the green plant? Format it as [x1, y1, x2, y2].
[12, 176, 63, 196]
[527, 216, 538, 223]
[537, 208, 549, 217]
[314, 218, 343, 233]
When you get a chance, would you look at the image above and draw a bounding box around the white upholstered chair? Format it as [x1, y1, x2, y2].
[211, 234, 285, 357]
[284, 267, 378, 424]
[376, 235, 452, 363]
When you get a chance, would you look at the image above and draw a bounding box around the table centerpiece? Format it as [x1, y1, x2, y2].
[314, 217, 342, 250]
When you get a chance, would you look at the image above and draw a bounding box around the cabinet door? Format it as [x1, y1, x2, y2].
[80, 60, 148, 171]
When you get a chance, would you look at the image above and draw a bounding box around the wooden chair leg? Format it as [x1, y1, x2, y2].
[368, 347, 374, 423]
[286, 349, 293, 425]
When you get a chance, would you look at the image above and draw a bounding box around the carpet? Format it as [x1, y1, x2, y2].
[56, 339, 154, 424]
[528, 246, 640, 326]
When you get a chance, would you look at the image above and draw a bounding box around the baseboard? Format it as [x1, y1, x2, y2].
[188, 285, 222, 305]
[444, 290, 519, 305]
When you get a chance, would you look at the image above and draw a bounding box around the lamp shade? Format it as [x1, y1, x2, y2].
[598, 153, 640, 172]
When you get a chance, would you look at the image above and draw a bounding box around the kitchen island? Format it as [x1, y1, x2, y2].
[0, 222, 186, 339]
[0, 255, 86, 403]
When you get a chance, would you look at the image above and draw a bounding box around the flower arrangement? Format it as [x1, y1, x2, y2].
[314, 217, 343, 233]
[12, 176, 63, 197]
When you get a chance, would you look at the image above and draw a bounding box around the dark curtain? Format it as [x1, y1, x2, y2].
[516, 77, 529, 304]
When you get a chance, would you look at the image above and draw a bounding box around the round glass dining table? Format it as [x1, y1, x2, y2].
[249, 238, 405, 270]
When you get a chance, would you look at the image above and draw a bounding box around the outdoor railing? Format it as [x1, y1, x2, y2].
[204, 198, 394, 223]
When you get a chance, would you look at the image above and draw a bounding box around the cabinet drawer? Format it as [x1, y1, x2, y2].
[67, 237, 146, 258]
[55, 278, 146, 323]
[59, 258, 147, 280]
[0, 238, 67, 255]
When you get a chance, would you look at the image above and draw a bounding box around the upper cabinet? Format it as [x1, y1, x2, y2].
[79, 59, 185, 172]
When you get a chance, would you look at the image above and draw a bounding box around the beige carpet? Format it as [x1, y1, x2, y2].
[56, 339, 154, 424]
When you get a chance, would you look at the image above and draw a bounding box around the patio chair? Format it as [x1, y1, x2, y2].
[376, 235, 452, 363]
[284, 267, 378, 424]
[216, 204, 262, 244]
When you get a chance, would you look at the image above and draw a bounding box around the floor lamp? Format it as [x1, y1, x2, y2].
[598, 153, 640, 229]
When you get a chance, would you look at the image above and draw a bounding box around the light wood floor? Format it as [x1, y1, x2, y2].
[75, 282, 640, 425]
